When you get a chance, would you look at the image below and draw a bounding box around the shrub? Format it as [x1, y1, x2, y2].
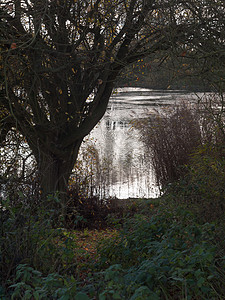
[188, 146, 224, 220]
[96, 211, 224, 299]
[8, 264, 90, 300]
[138, 94, 225, 191]
[65, 192, 125, 230]
[0, 196, 78, 296]
[163, 141, 225, 221]
[66, 137, 126, 230]
[137, 102, 202, 189]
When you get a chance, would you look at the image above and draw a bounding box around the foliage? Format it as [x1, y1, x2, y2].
[0, 197, 79, 292]
[2, 195, 225, 299]
[66, 138, 127, 229]
[74, 228, 119, 283]
[199, 93, 225, 144]
[96, 210, 224, 299]
[65, 193, 125, 230]
[8, 264, 91, 300]
[0, 129, 38, 203]
[163, 143, 225, 256]
[69, 139, 101, 200]
[0, 1, 224, 297]
[119, 57, 209, 91]
[160, 96, 225, 225]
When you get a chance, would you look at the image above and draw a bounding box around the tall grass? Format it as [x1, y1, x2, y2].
[137, 94, 225, 242]
[138, 102, 202, 188]
[138, 94, 224, 190]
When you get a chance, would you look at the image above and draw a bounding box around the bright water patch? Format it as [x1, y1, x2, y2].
[90, 87, 198, 199]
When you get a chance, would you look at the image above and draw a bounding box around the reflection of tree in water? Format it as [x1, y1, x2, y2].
[98, 117, 152, 197]
[106, 120, 130, 130]
[119, 137, 134, 184]
[89, 90, 162, 198]
[101, 125, 117, 195]
[101, 118, 134, 192]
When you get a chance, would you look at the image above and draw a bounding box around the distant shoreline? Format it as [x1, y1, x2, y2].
[117, 84, 213, 93]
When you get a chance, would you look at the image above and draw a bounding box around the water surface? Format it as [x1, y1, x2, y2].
[90, 87, 198, 199]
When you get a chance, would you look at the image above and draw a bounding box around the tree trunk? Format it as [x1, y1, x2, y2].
[35, 139, 82, 220]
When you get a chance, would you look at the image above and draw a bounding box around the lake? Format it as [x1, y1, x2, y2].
[89, 87, 199, 199]
[0, 87, 200, 201]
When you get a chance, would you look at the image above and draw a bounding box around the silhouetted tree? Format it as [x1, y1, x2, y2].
[0, 0, 224, 209]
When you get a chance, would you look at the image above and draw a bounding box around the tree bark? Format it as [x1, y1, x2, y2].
[33, 139, 82, 219]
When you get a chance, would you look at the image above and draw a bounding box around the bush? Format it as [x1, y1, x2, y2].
[66, 192, 126, 230]
[0, 197, 78, 297]
[138, 94, 225, 191]
[137, 102, 202, 189]
[8, 264, 90, 300]
[96, 211, 224, 299]
[190, 148, 224, 219]
[164, 142, 225, 222]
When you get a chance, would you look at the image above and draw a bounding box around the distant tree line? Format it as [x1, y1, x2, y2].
[118, 56, 221, 92]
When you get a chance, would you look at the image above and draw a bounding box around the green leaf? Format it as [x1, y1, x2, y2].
[33, 291, 40, 300]
[197, 277, 205, 287]
[130, 286, 160, 300]
[99, 293, 106, 300]
[75, 292, 90, 300]
[59, 295, 70, 300]
[207, 275, 214, 280]
[112, 292, 122, 299]
[24, 290, 32, 299]
[171, 276, 184, 282]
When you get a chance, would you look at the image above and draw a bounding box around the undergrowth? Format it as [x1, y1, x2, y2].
[96, 209, 224, 299]
[1, 197, 224, 299]
[1, 115, 225, 299]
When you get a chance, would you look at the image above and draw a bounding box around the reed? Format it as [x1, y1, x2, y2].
[138, 102, 202, 189]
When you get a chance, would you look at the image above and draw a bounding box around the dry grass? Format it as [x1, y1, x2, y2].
[138, 102, 202, 188]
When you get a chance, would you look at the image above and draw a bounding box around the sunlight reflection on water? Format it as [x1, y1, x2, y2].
[90, 87, 198, 199]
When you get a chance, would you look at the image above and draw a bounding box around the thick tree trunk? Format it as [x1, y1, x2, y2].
[35, 139, 82, 219]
